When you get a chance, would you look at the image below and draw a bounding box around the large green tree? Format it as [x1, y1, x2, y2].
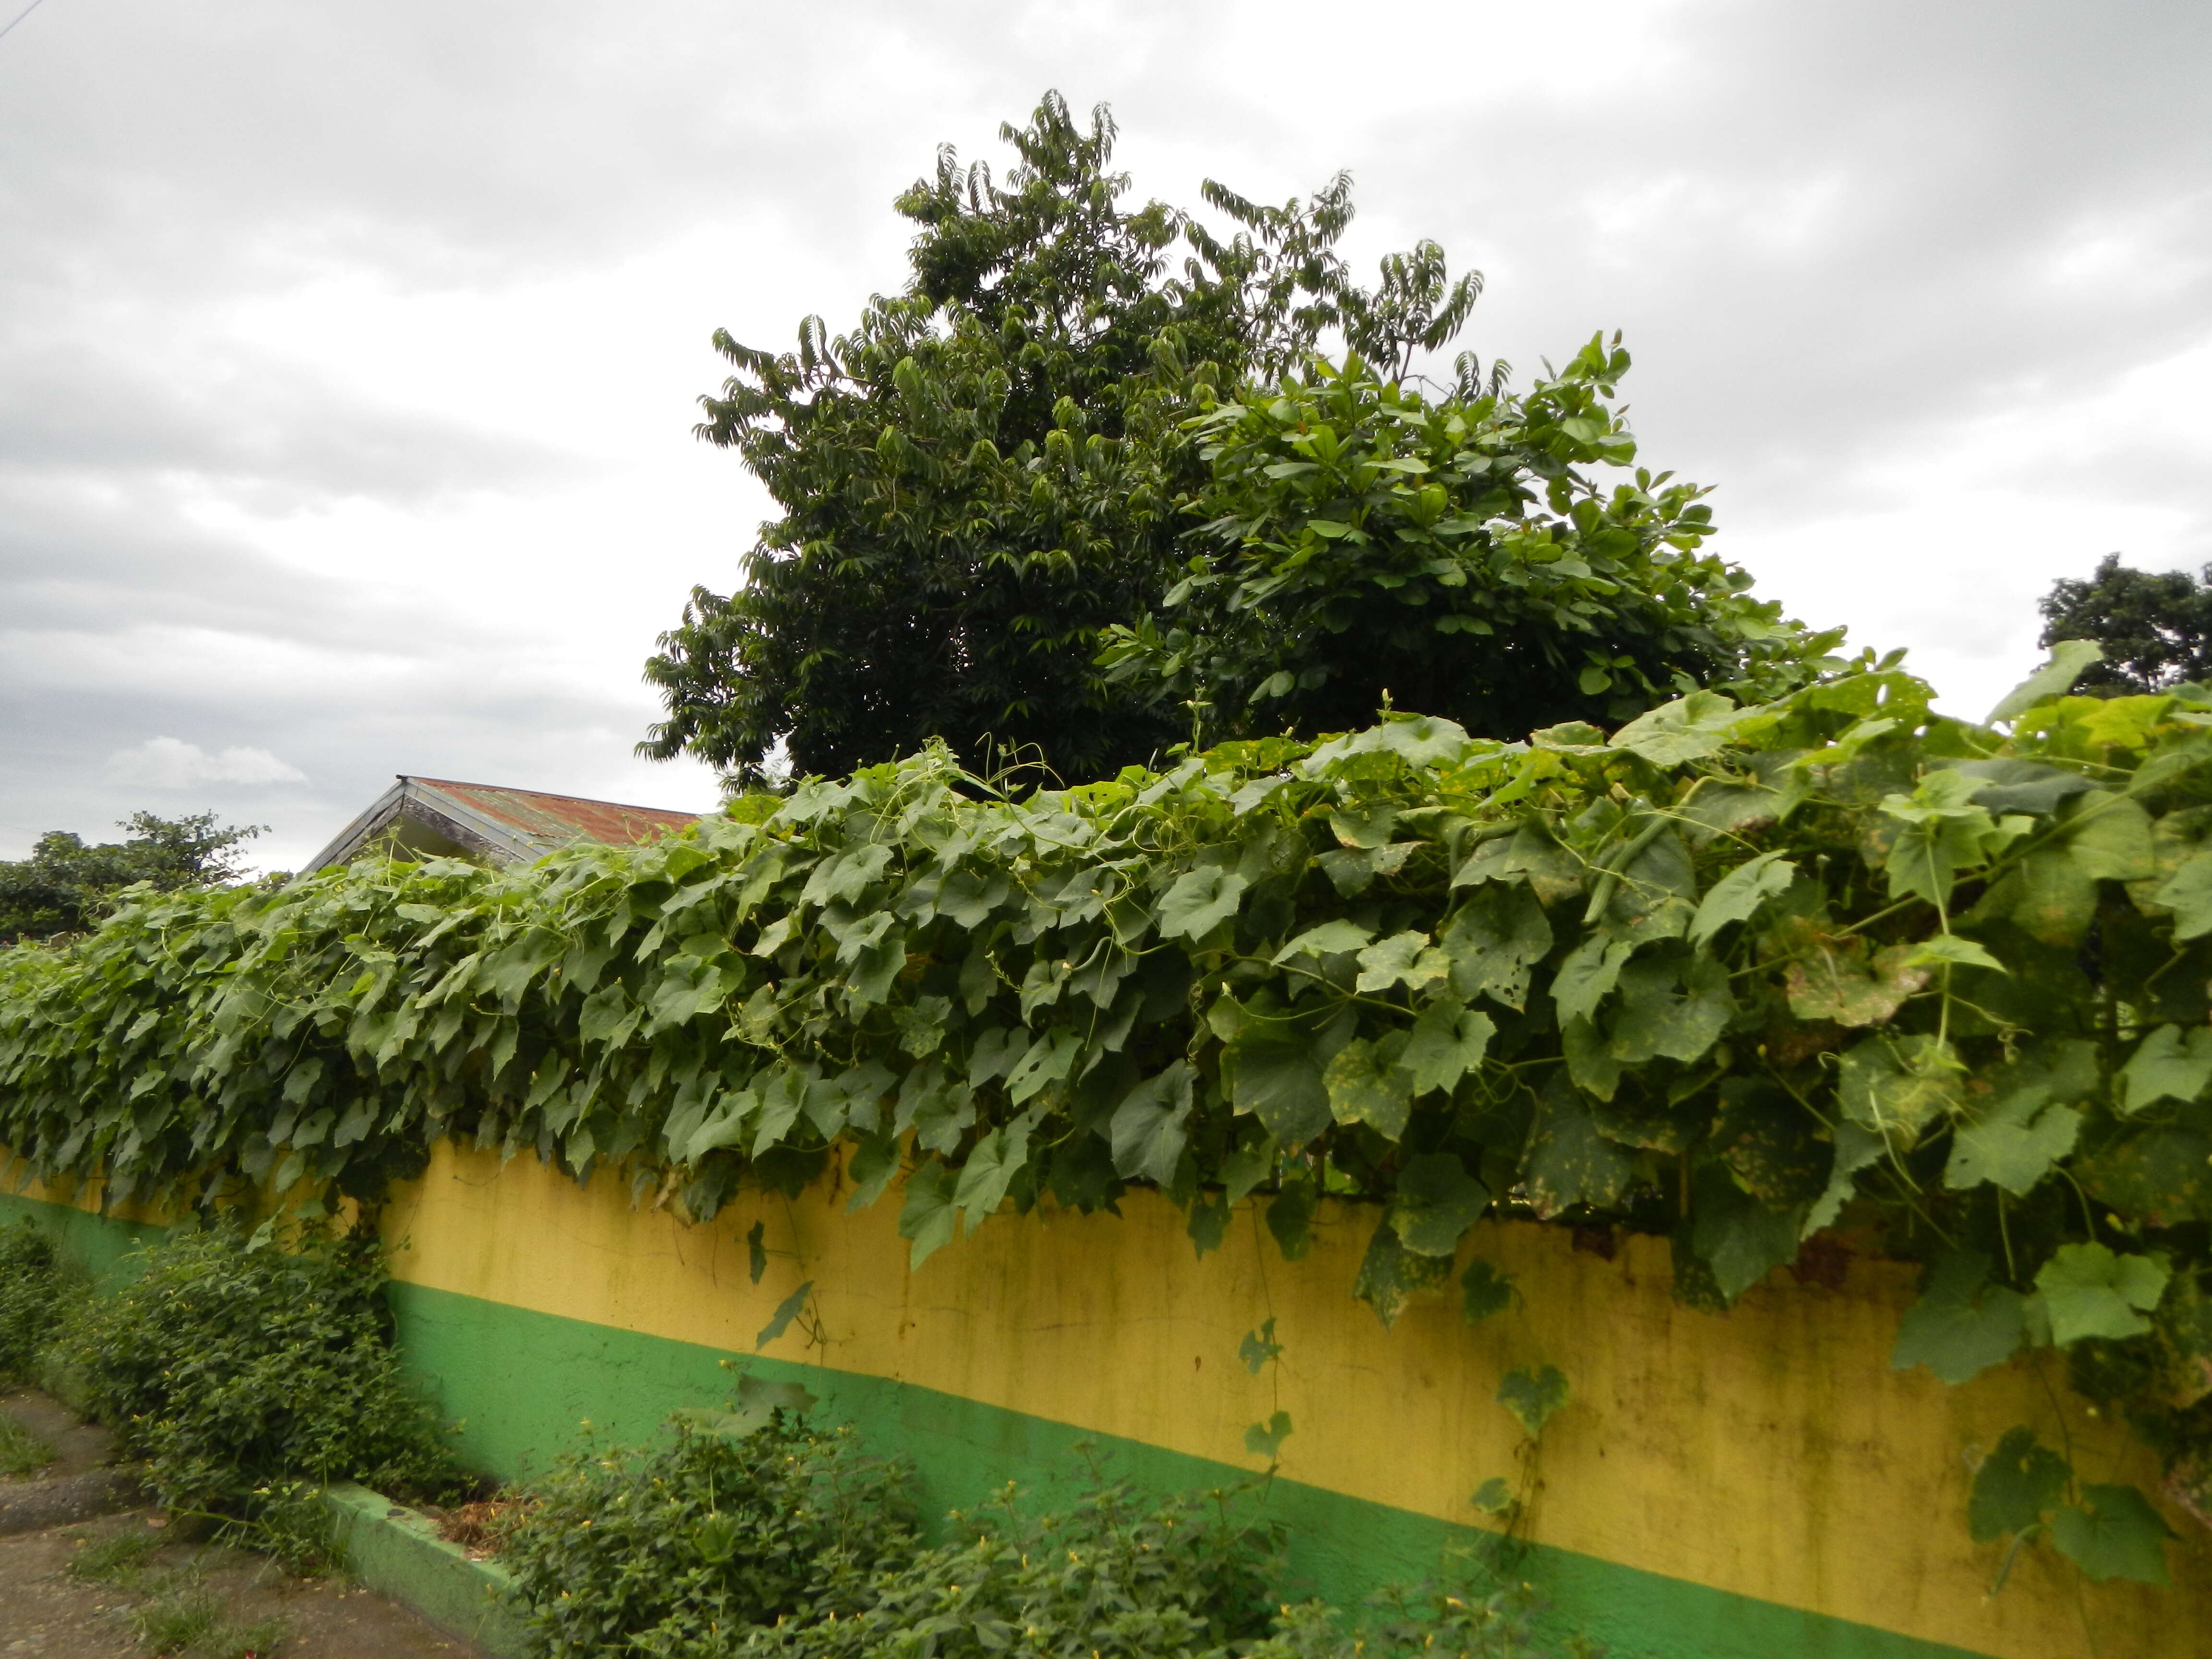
[640, 94, 1484, 787]
[0, 812, 261, 944]
[1098, 344, 1837, 745]
[2038, 553, 2212, 695]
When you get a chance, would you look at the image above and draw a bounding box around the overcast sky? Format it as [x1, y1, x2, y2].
[3, 1, 2208, 871]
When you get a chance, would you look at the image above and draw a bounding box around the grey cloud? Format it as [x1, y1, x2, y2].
[2, 0, 2206, 861]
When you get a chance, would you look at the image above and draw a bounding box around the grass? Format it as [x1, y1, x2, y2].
[131, 1587, 227, 1654]
[66, 1526, 164, 1584]
[122, 1569, 289, 1657]
[0, 1409, 57, 1478]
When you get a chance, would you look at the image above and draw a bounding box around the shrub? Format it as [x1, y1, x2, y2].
[57, 1221, 462, 1514]
[501, 1411, 917, 1659]
[1250, 1553, 1600, 1659]
[0, 1219, 60, 1381]
[730, 1478, 1285, 1659]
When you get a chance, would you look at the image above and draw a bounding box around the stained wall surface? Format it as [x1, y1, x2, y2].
[5, 1143, 2204, 1659]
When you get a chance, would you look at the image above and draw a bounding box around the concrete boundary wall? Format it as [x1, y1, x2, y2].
[5, 1142, 2205, 1658]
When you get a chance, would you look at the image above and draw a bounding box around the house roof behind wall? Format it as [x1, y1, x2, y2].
[305, 776, 702, 871]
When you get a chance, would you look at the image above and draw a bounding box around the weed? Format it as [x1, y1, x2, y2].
[131, 1586, 225, 1655]
[206, 1614, 287, 1658]
[0, 1221, 60, 1381]
[0, 1408, 55, 1477]
[67, 1526, 165, 1585]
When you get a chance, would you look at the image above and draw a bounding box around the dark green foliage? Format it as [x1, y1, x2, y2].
[500, 1413, 916, 1659]
[726, 1476, 1284, 1659]
[0, 812, 261, 944]
[1099, 350, 1835, 746]
[56, 1224, 462, 1515]
[10, 650, 2212, 1591]
[0, 1219, 60, 1381]
[2039, 553, 2212, 696]
[642, 93, 1490, 787]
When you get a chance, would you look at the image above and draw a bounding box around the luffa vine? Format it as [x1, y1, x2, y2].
[2, 646, 2209, 1590]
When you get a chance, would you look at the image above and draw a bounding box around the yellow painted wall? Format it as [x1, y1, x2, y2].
[9, 1142, 2205, 1657]
[367, 1144, 2205, 1659]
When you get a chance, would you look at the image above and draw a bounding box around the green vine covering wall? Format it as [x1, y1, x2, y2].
[3, 650, 2210, 1592]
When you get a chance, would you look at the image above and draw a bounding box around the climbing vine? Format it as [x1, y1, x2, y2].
[3, 646, 2210, 1589]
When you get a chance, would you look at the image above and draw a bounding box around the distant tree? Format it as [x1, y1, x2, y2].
[2038, 553, 2212, 696]
[640, 92, 1489, 788]
[1098, 346, 1837, 746]
[0, 813, 262, 945]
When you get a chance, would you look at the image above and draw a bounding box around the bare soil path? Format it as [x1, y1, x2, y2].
[1, 1392, 486, 1659]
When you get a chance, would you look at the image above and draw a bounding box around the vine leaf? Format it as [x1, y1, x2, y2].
[1109, 1062, 1194, 1186]
[1784, 935, 1927, 1028]
[1437, 882, 1551, 1010]
[1689, 1167, 1804, 1301]
[1497, 1364, 1569, 1437]
[1461, 1259, 1514, 1324]
[1803, 1121, 1884, 1237]
[2152, 849, 2212, 940]
[1608, 690, 1739, 766]
[1244, 1410, 1293, 1460]
[755, 1280, 813, 1349]
[1905, 935, 2006, 974]
[844, 1131, 900, 1214]
[2117, 1023, 2212, 1114]
[1687, 850, 1796, 948]
[897, 1160, 957, 1270]
[1389, 1153, 1489, 1257]
[953, 1123, 1032, 1233]
[1522, 1080, 1635, 1218]
[1891, 1252, 2027, 1384]
[746, 1221, 768, 1286]
[2034, 1243, 2170, 1346]
[1837, 1034, 1963, 1143]
[1943, 1046, 2096, 1198]
[2049, 1485, 2175, 1585]
[1155, 868, 1248, 941]
[1272, 919, 1373, 965]
[1323, 1037, 1414, 1141]
[1239, 1316, 1283, 1374]
[1266, 1181, 1316, 1262]
[1986, 638, 2101, 724]
[1354, 932, 1451, 995]
[1469, 1477, 1513, 1515]
[1399, 1001, 1494, 1097]
[1220, 1012, 1336, 1147]
[1970, 1427, 2070, 1544]
[1354, 1221, 1452, 1328]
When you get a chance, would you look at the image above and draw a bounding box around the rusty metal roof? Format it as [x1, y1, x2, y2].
[305, 776, 702, 871]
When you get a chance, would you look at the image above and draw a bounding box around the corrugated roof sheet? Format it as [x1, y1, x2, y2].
[408, 778, 699, 853]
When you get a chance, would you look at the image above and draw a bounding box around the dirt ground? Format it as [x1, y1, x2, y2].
[1, 1392, 487, 1659]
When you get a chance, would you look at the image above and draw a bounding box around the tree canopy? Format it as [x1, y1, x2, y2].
[643, 93, 1828, 790]
[1098, 346, 1838, 747]
[0, 812, 262, 945]
[2039, 553, 2212, 696]
[639, 94, 1491, 788]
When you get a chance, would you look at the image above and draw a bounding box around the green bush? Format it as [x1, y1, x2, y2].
[1250, 1556, 1599, 1659]
[729, 1478, 1285, 1659]
[57, 1222, 462, 1514]
[502, 1411, 917, 1659]
[0, 1219, 60, 1382]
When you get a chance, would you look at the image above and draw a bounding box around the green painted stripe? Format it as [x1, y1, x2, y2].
[0, 1191, 1995, 1659]
[386, 1282, 1992, 1659]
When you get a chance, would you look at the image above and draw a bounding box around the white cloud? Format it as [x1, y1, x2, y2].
[106, 737, 308, 789]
